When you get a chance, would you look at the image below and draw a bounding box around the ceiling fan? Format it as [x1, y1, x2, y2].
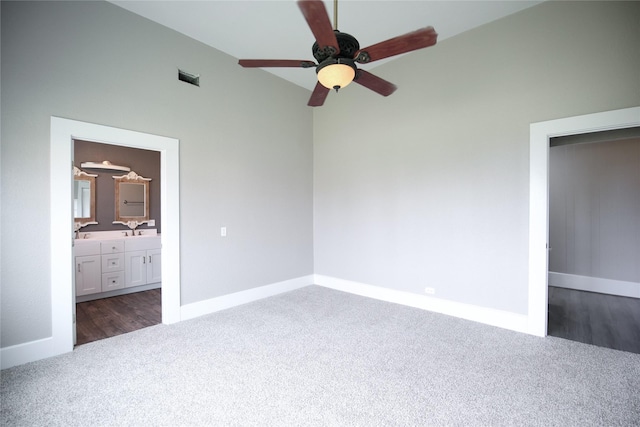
[238, 0, 438, 107]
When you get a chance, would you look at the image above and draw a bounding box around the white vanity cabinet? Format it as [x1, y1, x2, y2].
[74, 234, 161, 300]
[124, 237, 162, 288]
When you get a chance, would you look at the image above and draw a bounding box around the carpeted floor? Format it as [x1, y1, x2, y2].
[2, 285, 639, 426]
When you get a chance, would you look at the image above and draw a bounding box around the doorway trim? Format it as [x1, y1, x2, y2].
[51, 117, 181, 356]
[528, 106, 640, 337]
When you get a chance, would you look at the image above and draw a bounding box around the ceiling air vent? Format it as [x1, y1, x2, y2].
[178, 69, 200, 87]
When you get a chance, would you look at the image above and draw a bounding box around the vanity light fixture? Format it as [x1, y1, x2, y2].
[81, 160, 130, 172]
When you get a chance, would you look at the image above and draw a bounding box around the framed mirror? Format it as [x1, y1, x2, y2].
[74, 166, 98, 230]
[113, 171, 151, 230]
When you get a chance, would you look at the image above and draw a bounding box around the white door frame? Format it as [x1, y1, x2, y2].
[527, 106, 640, 337]
[51, 117, 181, 357]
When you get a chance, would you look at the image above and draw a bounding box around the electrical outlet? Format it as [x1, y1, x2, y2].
[148, 219, 155, 227]
[424, 287, 436, 295]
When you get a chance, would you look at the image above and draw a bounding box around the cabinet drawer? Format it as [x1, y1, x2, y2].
[74, 241, 101, 257]
[102, 271, 125, 292]
[102, 253, 125, 272]
[125, 236, 161, 252]
[101, 240, 124, 254]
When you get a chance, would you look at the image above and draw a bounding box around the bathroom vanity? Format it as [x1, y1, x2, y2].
[74, 230, 161, 302]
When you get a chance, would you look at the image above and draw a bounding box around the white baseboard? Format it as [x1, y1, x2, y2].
[3, 274, 531, 369]
[548, 272, 640, 299]
[314, 275, 530, 334]
[1, 337, 58, 370]
[180, 275, 314, 321]
[77, 283, 161, 303]
[2, 276, 313, 370]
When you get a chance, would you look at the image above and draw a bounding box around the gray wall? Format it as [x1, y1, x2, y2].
[1, 1, 313, 348]
[549, 138, 640, 284]
[313, 1, 640, 314]
[75, 140, 162, 233]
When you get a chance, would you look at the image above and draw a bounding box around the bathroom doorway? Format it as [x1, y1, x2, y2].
[73, 140, 163, 345]
[51, 117, 180, 359]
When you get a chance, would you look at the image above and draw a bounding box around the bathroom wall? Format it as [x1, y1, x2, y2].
[75, 140, 161, 233]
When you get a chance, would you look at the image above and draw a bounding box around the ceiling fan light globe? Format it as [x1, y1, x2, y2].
[317, 63, 355, 91]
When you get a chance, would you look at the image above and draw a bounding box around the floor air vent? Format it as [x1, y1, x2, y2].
[178, 69, 200, 87]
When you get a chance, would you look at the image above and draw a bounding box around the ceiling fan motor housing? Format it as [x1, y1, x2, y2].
[312, 30, 360, 63]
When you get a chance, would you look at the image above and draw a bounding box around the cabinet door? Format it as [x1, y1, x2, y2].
[76, 255, 101, 296]
[125, 250, 147, 288]
[147, 249, 162, 284]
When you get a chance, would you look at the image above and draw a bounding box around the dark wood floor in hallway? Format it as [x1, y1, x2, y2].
[548, 286, 640, 354]
[76, 289, 161, 346]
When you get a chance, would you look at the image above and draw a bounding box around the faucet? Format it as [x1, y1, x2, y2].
[123, 231, 128, 237]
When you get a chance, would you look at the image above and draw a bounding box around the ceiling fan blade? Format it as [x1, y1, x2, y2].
[308, 82, 330, 107]
[355, 27, 438, 63]
[353, 70, 397, 97]
[298, 0, 340, 55]
[239, 59, 316, 68]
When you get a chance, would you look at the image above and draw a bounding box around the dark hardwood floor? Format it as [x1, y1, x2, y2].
[548, 286, 640, 354]
[76, 289, 162, 346]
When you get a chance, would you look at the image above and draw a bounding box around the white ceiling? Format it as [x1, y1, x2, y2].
[109, 0, 543, 91]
